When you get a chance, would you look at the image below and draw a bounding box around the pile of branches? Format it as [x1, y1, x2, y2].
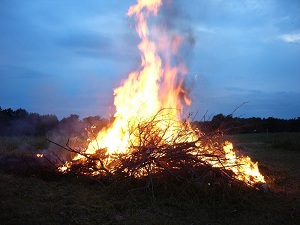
[44, 109, 246, 187]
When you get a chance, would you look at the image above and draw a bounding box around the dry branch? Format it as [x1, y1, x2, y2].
[44, 108, 256, 188]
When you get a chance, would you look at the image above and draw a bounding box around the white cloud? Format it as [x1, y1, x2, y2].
[279, 33, 300, 43]
[195, 24, 214, 34]
[211, 0, 274, 14]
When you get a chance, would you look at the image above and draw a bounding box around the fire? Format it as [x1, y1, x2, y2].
[83, 0, 190, 156]
[57, 0, 265, 186]
[221, 141, 265, 185]
[36, 153, 44, 158]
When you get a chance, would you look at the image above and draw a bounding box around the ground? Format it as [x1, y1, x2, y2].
[0, 133, 299, 225]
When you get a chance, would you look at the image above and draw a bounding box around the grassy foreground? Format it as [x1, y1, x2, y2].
[0, 133, 300, 225]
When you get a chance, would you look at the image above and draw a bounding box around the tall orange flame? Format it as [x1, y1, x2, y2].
[83, 0, 191, 156]
[58, 0, 265, 186]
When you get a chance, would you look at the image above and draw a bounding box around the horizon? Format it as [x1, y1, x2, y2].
[1, 105, 299, 121]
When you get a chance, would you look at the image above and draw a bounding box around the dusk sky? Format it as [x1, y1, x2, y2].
[1, 0, 299, 120]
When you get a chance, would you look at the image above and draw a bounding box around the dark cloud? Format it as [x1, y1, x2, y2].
[57, 32, 113, 59]
[56, 30, 140, 62]
[58, 33, 111, 49]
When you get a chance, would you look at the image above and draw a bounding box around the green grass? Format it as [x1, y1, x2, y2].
[226, 133, 300, 177]
[0, 136, 48, 157]
[0, 173, 297, 225]
[228, 132, 300, 152]
[0, 133, 300, 225]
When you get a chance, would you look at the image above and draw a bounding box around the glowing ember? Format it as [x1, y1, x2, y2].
[36, 153, 44, 158]
[56, 0, 265, 186]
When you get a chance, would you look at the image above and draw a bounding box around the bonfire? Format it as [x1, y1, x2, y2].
[41, 0, 265, 188]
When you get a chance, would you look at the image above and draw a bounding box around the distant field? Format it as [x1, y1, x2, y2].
[229, 133, 300, 178]
[0, 136, 48, 156]
[0, 133, 299, 225]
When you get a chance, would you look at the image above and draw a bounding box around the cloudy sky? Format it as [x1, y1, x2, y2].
[1, 0, 299, 120]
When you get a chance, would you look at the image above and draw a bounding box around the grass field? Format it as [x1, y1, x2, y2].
[0, 133, 299, 225]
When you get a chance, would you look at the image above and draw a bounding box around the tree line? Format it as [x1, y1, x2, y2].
[0, 107, 299, 136]
[0, 107, 109, 136]
[193, 113, 300, 134]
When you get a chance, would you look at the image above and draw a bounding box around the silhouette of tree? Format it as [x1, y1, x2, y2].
[0, 106, 299, 136]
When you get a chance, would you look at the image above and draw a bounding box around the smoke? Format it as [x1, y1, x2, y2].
[158, 0, 196, 59]
[156, 0, 197, 110]
[41, 115, 110, 163]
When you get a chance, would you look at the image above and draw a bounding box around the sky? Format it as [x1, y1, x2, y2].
[1, 0, 299, 120]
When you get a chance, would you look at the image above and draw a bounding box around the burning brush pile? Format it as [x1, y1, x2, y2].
[38, 0, 265, 188]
